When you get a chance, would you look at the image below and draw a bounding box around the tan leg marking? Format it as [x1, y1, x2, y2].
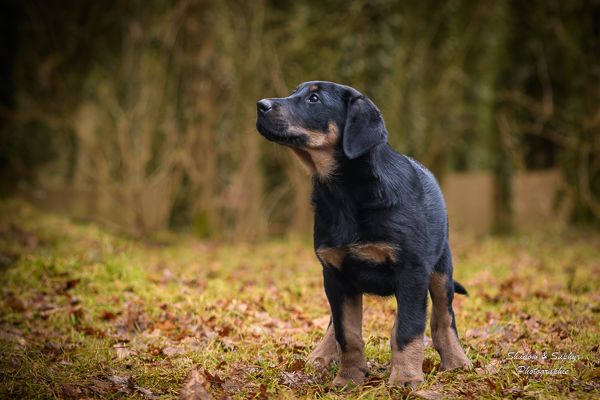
[289, 122, 339, 181]
[316, 246, 347, 269]
[307, 320, 339, 370]
[333, 296, 368, 387]
[348, 242, 398, 264]
[388, 324, 424, 387]
[429, 272, 472, 370]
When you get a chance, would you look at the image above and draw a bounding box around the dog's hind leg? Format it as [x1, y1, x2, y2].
[388, 275, 428, 387]
[306, 317, 340, 370]
[429, 242, 472, 370]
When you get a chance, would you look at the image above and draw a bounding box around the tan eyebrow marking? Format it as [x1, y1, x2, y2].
[309, 85, 319, 92]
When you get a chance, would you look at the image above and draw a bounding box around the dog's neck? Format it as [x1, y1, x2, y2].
[313, 143, 407, 208]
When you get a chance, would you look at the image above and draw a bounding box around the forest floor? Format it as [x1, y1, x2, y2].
[0, 200, 599, 399]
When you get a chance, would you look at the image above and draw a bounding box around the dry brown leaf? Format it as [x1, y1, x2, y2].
[106, 375, 157, 399]
[101, 310, 118, 320]
[63, 278, 81, 292]
[180, 369, 212, 400]
[114, 345, 134, 360]
[0, 329, 26, 346]
[60, 383, 83, 398]
[163, 346, 185, 357]
[288, 358, 305, 372]
[5, 293, 26, 312]
[422, 358, 436, 374]
[412, 389, 443, 400]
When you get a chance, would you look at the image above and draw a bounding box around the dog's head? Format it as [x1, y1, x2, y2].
[256, 81, 388, 179]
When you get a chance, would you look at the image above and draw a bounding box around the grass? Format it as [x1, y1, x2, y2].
[0, 199, 599, 399]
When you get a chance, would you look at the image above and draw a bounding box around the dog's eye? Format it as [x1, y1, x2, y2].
[307, 94, 320, 103]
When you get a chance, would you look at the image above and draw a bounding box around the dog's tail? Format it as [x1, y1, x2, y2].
[454, 280, 468, 296]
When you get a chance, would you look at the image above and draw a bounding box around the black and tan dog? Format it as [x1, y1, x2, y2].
[256, 81, 472, 387]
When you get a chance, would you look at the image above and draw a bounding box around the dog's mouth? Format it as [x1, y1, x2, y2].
[256, 116, 308, 148]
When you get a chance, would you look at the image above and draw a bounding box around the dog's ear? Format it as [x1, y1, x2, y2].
[343, 95, 388, 159]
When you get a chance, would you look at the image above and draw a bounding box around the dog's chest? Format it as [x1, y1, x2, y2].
[312, 185, 400, 246]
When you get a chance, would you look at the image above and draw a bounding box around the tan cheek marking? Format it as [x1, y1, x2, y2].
[288, 122, 339, 181]
[348, 242, 398, 264]
[316, 246, 347, 269]
[429, 272, 472, 370]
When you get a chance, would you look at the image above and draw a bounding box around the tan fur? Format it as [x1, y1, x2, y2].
[429, 272, 472, 370]
[348, 242, 398, 264]
[316, 246, 347, 269]
[309, 85, 319, 91]
[307, 321, 339, 369]
[288, 122, 339, 180]
[333, 296, 368, 387]
[388, 330, 424, 387]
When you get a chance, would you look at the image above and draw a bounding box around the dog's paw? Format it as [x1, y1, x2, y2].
[440, 355, 473, 371]
[332, 366, 367, 387]
[438, 347, 473, 371]
[387, 368, 424, 388]
[306, 353, 338, 371]
[307, 342, 340, 371]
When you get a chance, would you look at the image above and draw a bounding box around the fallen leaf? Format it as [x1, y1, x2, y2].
[280, 371, 311, 388]
[163, 346, 185, 357]
[180, 369, 212, 400]
[155, 319, 175, 332]
[114, 345, 134, 360]
[107, 375, 158, 399]
[288, 358, 305, 372]
[60, 383, 82, 398]
[412, 389, 443, 400]
[203, 370, 224, 387]
[5, 293, 26, 312]
[221, 378, 245, 393]
[63, 278, 81, 292]
[0, 329, 26, 346]
[101, 310, 117, 320]
[76, 325, 105, 337]
[422, 358, 436, 374]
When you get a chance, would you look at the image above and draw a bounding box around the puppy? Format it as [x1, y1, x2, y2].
[256, 81, 472, 387]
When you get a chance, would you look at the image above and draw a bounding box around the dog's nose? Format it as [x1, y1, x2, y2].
[257, 99, 272, 113]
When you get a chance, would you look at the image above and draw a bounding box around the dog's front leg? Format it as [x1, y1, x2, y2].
[323, 267, 367, 387]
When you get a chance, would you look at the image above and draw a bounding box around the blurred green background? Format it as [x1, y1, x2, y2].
[0, 0, 598, 240]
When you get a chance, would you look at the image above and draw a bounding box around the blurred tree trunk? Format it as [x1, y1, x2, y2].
[0, 0, 21, 194]
[554, 0, 600, 226]
[491, 108, 514, 234]
[219, 0, 267, 241]
[490, 0, 514, 234]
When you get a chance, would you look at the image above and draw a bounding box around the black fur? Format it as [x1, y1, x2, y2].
[256, 81, 467, 353]
[454, 280, 468, 296]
